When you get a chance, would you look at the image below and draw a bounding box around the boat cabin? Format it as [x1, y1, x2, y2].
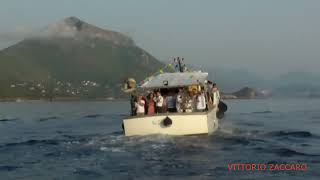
[130, 72, 216, 117]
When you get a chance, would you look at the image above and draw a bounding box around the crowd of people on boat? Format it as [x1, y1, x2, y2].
[131, 82, 220, 116]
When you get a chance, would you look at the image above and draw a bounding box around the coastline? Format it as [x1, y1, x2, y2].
[0, 96, 268, 103]
[0, 97, 127, 103]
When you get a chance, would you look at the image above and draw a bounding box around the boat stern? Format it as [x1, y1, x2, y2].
[123, 112, 217, 136]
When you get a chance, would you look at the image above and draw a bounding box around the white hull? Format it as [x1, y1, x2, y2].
[123, 109, 218, 136]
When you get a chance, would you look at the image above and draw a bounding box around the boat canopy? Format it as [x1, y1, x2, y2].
[140, 72, 209, 89]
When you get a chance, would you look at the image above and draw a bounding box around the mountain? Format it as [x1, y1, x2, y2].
[232, 87, 266, 98]
[0, 17, 163, 99]
[220, 87, 269, 99]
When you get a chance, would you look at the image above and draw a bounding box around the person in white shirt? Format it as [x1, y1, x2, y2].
[196, 91, 206, 112]
[212, 83, 220, 109]
[154, 91, 164, 113]
[176, 89, 184, 113]
[135, 95, 146, 116]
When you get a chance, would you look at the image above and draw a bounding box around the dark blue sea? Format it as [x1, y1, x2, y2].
[0, 99, 319, 180]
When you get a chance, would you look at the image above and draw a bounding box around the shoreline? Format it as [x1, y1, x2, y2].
[0, 97, 128, 102]
[0, 97, 268, 103]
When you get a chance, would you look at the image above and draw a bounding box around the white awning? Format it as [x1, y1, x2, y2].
[140, 72, 208, 89]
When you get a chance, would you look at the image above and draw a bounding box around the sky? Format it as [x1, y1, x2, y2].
[0, 0, 319, 77]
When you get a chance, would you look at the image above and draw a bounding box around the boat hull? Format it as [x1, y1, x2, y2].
[123, 110, 218, 136]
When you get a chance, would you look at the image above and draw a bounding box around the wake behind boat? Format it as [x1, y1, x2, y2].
[122, 58, 227, 136]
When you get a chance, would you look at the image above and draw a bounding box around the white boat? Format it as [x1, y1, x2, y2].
[122, 61, 225, 136]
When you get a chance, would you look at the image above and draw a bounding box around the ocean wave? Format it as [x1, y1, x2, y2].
[56, 130, 71, 134]
[0, 118, 18, 122]
[215, 136, 251, 146]
[73, 168, 103, 177]
[219, 128, 261, 137]
[2, 139, 60, 148]
[270, 148, 320, 157]
[252, 111, 273, 114]
[267, 131, 313, 138]
[0, 165, 22, 172]
[38, 116, 59, 122]
[44, 151, 62, 157]
[83, 114, 104, 118]
[62, 133, 102, 140]
[100, 146, 125, 152]
[254, 146, 320, 157]
[82, 113, 126, 120]
[240, 122, 263, 127]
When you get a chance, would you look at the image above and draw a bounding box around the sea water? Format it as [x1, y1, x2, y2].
[0, 99, 319, 180]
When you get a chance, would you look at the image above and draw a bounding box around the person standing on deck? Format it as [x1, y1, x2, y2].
[130, 92, 137, 116]
[147, 93, 155, 115]
[154, 91, 164, 113]
[212, 83, 220, 109]
[141, 95, 148, 114]
[185, 91, 194, 113]
[196, 91, 206, 112]
[135, 95, 146, 116]
[176, 89, 184, 112]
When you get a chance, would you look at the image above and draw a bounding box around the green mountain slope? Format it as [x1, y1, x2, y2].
[0, 17, 163, 99]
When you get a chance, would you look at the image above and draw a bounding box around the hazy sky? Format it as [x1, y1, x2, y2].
[0, 0, 319, 76]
